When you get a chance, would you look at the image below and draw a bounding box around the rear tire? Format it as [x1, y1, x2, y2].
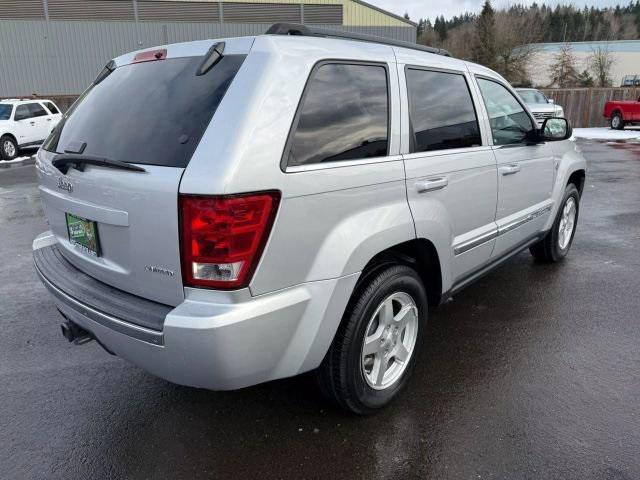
[317, 264, 428, 414]
[530, 184, 580, 263]
[611, 112, 625, 130]
[0, 135, 18, 161]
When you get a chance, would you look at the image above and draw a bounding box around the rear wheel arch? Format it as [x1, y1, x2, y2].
[358, 238, 443, 307]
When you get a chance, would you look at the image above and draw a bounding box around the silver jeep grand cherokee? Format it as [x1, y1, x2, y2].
[33, 25, 586, 414]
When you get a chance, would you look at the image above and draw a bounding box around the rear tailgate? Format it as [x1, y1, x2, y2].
[37, 152, 185, 305]
[36, 39, 251, 307]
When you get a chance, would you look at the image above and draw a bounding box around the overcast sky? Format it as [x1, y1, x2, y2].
[368, 0, 625, 22]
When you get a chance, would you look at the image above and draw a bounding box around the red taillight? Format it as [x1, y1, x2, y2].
[179, 192, 280, 290]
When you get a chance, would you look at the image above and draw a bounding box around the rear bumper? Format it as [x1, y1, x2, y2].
[33, 231, 358, 390]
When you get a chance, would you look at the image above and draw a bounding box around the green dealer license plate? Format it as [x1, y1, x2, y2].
[65, 213, 101, 257]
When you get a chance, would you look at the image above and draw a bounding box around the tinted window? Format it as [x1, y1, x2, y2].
[516, 89, 547, 104]
[287, 63, 388, 167]
[477, 78, 534, 146]
[44, 55, 246, 168]
[44, 101, 60, 114]
[406, 68, 481, 152]
[15, 105, 32, 121]
[0, 104, 12, 121]
[28, 103, 48, 117]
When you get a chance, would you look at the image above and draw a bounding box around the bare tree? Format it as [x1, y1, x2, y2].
[548, 43, 580, 87]
[589, 45, 615, 87]
[442, 22, 476, 59]
[493, 11, 541, 85]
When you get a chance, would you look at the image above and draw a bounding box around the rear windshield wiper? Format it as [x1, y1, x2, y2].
[52, 154, 147, 175]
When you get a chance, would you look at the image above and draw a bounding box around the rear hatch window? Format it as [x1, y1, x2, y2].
[43, 54, 246, 168]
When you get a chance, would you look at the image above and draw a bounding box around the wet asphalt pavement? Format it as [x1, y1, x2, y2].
[2, 139, 640, 480]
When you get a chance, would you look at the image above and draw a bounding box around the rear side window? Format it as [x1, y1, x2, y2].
[44, 55, 246, 168]
[0, 104, 12, 121]
[406, 68, 481, 152]
[477, 78, 534, 146]
[286, 63, 389, 168]
[44, 102, 60, 114]
[28, 103, 48, 117]
[15, 105, 32, 121]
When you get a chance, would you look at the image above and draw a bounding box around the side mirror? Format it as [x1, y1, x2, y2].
[540, 117, 571, 141]
[548, 98, 555, 104]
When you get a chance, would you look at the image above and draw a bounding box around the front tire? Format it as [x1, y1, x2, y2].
[611, 112, 625, 130]
[317, 264, 428, 414]
[530, 184, 580, 263]
[0, 135, 18, 161]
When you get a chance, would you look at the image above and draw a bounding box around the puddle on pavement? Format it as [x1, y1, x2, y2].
[596, 139, 640, 157]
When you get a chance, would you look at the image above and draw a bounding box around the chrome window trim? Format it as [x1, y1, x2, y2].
[402, 145, 493, 161]
[284, 154, 402, 173]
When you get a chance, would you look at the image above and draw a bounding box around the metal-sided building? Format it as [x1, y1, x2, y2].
[529, 40, 640, 88]
[0, 0, 416, 96]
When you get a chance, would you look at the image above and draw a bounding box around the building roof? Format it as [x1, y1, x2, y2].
[531, 40, 640, 53]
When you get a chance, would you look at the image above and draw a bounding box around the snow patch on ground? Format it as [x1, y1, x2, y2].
[572, 128, 640, 141]
[0, 155, 33, 164]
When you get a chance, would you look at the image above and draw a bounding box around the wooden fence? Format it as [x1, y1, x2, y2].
[541, 88, 640, 128]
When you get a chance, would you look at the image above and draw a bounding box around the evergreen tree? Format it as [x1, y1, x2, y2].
[577, 69, 594, 87]
[549, 43, 580, 87]
[435, 16, 448, 41]
[473, 1, 497, 69]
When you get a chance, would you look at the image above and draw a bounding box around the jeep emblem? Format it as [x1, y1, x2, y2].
[57, 177, 73, 193]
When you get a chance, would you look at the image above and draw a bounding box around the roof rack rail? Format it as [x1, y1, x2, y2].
[265, 23, 451, 57]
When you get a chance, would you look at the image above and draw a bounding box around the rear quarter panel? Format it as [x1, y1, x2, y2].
[181, 36, 421, 296]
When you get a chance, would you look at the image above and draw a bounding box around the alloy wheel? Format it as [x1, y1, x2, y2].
[558, 197, 577, 250]
[361, 292, 419, 390]
[3, 140, 16, 158]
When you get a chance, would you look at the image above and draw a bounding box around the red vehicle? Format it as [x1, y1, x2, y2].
[604, 97, 640, 130]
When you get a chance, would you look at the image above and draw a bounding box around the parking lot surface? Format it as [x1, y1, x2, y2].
[2, 139, 640, 479]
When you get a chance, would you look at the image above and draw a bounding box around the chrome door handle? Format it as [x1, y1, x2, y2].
[29, 121, 35, 125]
[500, 164, 521, 175]
[416, 177, 448, 193]
[46, 118, 52, 121]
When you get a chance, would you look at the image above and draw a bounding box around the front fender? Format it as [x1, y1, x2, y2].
[545, 139, 587, 231]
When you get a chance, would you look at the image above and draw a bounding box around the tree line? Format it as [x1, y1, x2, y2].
[410, 1, 639, 87]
